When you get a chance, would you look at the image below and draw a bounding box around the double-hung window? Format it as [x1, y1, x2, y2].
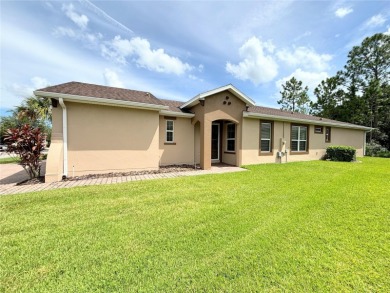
[260, 121, 273, 154]
[226, 123, 235, 152]
[291, 124, 308, 152]
[166, 120, 174, 142]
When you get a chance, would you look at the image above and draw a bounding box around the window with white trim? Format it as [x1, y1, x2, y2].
[226, 123, 235, 152]
[260, 121, 272, 153]
[291, 125, 308, 152]
[166, 120, 174, 142]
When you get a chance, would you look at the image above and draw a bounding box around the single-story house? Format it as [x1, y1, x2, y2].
[34, 82, 371, 183]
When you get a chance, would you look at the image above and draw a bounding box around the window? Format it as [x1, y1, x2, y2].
[166, 120, 174, 142]
[226, 123, 235, 152]
[260, 121, 273, 153]
[325, 126, 331, 143]
[314, 125, 323, 134]
[291, 125, 308, 152]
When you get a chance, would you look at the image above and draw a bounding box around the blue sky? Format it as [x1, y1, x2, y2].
[1, 0, 389, 116]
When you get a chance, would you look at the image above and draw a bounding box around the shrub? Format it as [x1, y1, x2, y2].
[326, 145, 356, 162]
[4, 124, 45, 179]
[365, 141, 387, 156]
[375, 150, 390, 158]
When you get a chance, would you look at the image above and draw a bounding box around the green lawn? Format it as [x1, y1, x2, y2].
[0, 156, 20, 164]
[1, 157, 389, 292]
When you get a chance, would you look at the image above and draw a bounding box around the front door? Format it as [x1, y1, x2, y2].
[211, 123, 220, 163]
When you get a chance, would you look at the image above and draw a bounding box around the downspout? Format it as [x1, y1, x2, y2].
[59, 98, 68, 179]
[364, 130, 371, 156]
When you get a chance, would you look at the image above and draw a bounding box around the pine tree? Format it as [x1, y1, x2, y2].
[277, 77, 310, 114]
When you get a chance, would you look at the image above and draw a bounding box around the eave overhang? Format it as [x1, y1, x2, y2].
[243, 111, 372, 131]
[180, 84, 256, 109]
[159, 110, 195, 118]
[34, 91, 169, 111]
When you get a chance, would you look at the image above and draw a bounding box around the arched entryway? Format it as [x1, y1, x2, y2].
[211, 119, 238, 166]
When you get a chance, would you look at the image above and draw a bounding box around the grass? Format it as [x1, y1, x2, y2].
[0, 156, 20, 164]
[1, 157, 389, 292]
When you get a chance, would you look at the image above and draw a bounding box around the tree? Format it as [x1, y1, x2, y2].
[13, 96, 52, 123]
[344, 33, 390, 143]
[309, 33, 390, 148]
[278, 77, 310, 113]
[0, 96, 52, 145]
[311, 75, 345, 119]
[4, 124, 46, 179]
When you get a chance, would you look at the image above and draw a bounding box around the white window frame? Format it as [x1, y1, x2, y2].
[166, 120, 174, 143]
[291, 125, 308, 152]
[226, 123, 235, 152]
[260, 121, 272, 153]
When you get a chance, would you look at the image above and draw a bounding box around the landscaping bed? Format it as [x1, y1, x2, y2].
[64, 164, 200, 181]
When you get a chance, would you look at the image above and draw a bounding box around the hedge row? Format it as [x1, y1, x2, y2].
[326, 145, 356, 162]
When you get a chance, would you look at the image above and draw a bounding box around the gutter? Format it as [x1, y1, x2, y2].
[243, 111, 372, 131]
[160, 110, 195, 118]
[58, 98, 68, 179]
[363, 128, 374, 155]
[34, 91, 169, 111]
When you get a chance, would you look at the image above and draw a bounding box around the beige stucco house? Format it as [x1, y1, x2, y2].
[34, 82, 371, 183]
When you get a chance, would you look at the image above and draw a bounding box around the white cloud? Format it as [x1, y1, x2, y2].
[275, 69, 329, 99]
[103, 69, 124, 88]
[8, 77, 50, 99]
[384, 26, 390, 35]
[53, 27, 77, 38]
[53, 26, 103, 48]
[31, 77, 50, 90]
[365, 14, 386, 28]
[102, 36, 193, 75]
[294, 31, 311, 42]
[335, 7, 353, 18]
[276, 46, 332, 71]
[226, 36, 278, 85]
[188, 74, 204, 82]
[62, 3, 89, 30]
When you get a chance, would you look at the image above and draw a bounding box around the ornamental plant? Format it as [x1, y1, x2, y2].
[4, 124, 45, 179]
[326, 145, 356, 162]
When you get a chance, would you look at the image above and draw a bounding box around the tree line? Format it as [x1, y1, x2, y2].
[277, 33, 390, 150]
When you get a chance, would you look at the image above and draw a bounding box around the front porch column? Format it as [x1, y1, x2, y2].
[200, 119, 212, 170]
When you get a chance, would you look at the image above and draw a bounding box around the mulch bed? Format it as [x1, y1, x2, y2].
[63, 164, 200, 181]
[16, 176, 45, 186]
[15, 165, 200, 186]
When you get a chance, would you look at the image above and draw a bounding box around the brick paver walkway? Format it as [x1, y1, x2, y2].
[0, 165, 246, 196]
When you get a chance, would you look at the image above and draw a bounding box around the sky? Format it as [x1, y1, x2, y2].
[1, 0, 389, 116]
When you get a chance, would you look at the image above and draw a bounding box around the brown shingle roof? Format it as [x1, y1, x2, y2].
[159, 99, 185, 112]
[37, 81, 163, 105]
[36, 81, 367, 129]
[247, 105, 362, 127]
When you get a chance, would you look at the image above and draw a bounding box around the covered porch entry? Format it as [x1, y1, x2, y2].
[195, 118, 240, 170]
[211, 120, 237, 165]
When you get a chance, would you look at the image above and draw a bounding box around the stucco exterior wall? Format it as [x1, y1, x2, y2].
[45, 106, 64, 182]
[159, 116, 195, 165]
[241, 118, 365, 165]
[194, 122, 200, 165]
[64, 102, 160, 176]
[190, 90, 246, 169]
